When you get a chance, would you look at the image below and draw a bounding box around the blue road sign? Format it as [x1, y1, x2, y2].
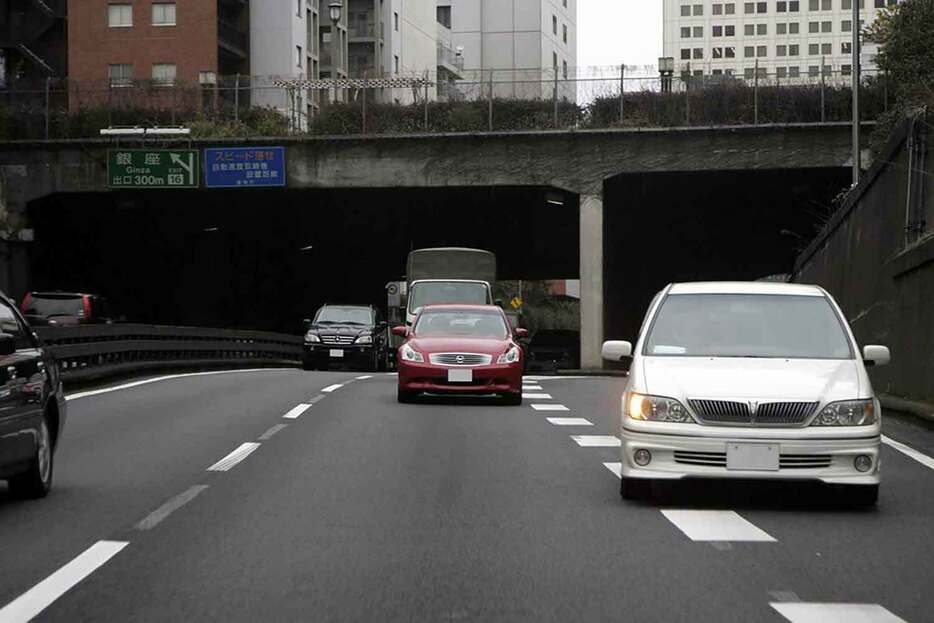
[204, 147, 286, 188]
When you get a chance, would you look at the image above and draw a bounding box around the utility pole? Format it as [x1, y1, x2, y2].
[851, 0, 861, 185]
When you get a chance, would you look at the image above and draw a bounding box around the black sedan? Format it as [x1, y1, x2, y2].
[302, 305, 389, 372]
[0, 291, 66, 498]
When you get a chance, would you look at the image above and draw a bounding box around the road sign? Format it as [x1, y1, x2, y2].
[204, 147, 286, 188]
[510, 297, 523, 310]
[107, 150, 199, 189]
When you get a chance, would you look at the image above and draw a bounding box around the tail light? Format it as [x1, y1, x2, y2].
[81, 296, 91, 318]
[20, 292, 32, 313]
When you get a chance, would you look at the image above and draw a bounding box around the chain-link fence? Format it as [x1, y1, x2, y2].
[0, 65, 889, 140]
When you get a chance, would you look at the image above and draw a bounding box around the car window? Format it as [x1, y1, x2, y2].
[0, 301, 31, 350]
[414, 310, 508, 339]
[314, 307, 373, 325]
[644, 293, 853, 359]
[24, 295, 85, 318]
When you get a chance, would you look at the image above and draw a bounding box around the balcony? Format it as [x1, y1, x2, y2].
[349, 21, 377, 39]
[437, 41, 464, 78]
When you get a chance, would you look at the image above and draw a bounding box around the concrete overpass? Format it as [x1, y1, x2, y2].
[0, 123, 865, 367]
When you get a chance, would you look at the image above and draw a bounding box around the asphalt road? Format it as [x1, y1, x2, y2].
[1, 368, 932, 622]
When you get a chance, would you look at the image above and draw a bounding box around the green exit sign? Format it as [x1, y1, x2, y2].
[107, 150, 199, 189]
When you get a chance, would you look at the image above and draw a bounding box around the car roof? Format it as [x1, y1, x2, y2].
[667, 282, 826, 297]
[419, 304, 503, 312]
[319, 304, 373, 309]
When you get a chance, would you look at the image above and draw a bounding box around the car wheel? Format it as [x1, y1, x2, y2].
[620, 476, 651, 501]
[501, 392, 522, 406]
[397, 388, 417, 404]
[842, 484, 878, 508]
[8, 418, 53, 499]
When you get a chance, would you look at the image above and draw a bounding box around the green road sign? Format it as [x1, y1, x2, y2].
[107, 150, 199, 189]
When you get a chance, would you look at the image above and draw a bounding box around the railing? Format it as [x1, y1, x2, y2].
[36, 324, 302, 383]
[350, 22, 376, 38]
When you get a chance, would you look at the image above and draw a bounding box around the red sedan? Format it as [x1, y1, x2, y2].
[395, 305, 527, 405]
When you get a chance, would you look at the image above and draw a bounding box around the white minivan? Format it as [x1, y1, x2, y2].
[602, 282, 890, 506]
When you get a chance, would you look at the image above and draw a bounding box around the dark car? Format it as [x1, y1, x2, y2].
[21, 292, 119, 326]
[0, 291, 66, 498]
[526, 329, 581, 373]
[302, 305, 389, 372]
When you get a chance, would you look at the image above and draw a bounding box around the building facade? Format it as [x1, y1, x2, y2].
[0, 0, 68, 86]
[446, 0, 577, 101]
[662, 0, 899, 81]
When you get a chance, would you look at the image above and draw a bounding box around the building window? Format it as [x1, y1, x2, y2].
[744, 2, 754, 13]
[757, 23, 767, 34]
[821, 42, 832, 54]
[713, 47, 723, 58]
[744, 67, 755, 79]
[842, 0, 866, 8]
[744, 46, 755, 57]
[681, 5, 691, 16]
[552, 14, 557, 35]
[822, 0, 832, 8]
[681, 26, 691, 38]
[693, 48, 703, 59]
[777, 22, 787, 34]
[297, 45, 303, 68]
[109, 63, 133, 87]
[725, 3, 736, 13]
[725, 46, 736, 57]
[725, 25, 735, 35]
[151, 63, 176, 86]
[808, 21, 819, 33]
[437, 5, 451, 29]
[713, 25, 723, 36]
[713, 3, 723, 14]
[808, 65, 819, 76]
[777, 66, 788, 78]
[790, 22, 799, 33]
[841, 64, 852, 75]
[789, 66, 800, 77]
[809, 43, 819, 54]
[789, 0, 800, 10]
[821, 21, 832, 32]
[563, 24, 568, 43]
[777, 0, 787, 10]
[152, 3, 176, 26]
[756, 1, 767, 12]
[108, 4, 132, 27]
[394, 12, 398, 31]
[757, 45, 767, 57]
[693, 4, 704, 15]
[809, 0, 818, 9]
[394, 55, 399, 73]
[841, 19, 852, 31]
[789, 44, 799, 55]
[777, 44, 787, 56]
[842, 41, 852, 53]
[563, 0, 567, 7]
[553, 51, 558, 67]
[693, 26, 703, 37]
[297, 0, 301, 16]
[562, 60, 568, 79]
[744, 24, 754, 35]
[681, 49, 691, 60]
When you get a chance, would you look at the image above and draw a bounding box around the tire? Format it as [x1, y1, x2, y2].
[397, 388, 417, 404]
[620, 476, 651, 501]
[842, 484, 878, 508]
[8, 418, 53, 499]
[501, 392, 523, 406]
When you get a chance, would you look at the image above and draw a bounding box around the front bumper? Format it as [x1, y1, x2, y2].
[620, 427, 880, 485]
[398, 360, 522, 395]
[304, 344, 374, 364]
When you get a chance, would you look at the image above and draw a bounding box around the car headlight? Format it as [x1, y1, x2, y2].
[811, 399, 876, 426]
[400, 343, 424, 363]
[305, 332, 321, 343]
[355, 334, 373, 345]
[497, 345, 521, 364]
[625, 392, 693, 423]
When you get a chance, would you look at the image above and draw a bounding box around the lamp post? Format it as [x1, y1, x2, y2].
[659, 56, 674, 93]
[851, 0, 861, 185]
[329, 1, 342, 105]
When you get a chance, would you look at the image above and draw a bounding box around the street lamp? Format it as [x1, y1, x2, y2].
[329, 1, 342, 104]
[658, 56, 674, 93]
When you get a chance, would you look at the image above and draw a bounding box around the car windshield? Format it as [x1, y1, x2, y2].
[24, 295, 84, 317]
[314, 307, 373, 325]
[644, 293, 853, 359]
[414, 309, 508, 339]
[408, 282, 489, 311]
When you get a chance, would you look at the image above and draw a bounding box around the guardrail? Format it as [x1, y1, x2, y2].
[35, 324, 303, 384]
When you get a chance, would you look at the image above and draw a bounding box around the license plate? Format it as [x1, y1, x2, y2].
[329, 349, 344, 359]
[448, 368, 473, 383]
[726, 443, 779, 471]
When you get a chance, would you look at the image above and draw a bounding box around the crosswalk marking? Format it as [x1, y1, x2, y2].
[770, 602, 907, 623]
[522, 385, 544, 391]
[531, 404, 569, 411]
[546, 417, 593, 426]
[661, 510, 776, 542]
[570, 435, 621, 447]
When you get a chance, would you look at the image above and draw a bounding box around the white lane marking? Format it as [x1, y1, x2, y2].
[531, 404, 569, 412]
[258, 423, 288, 440]
[321, 384, 343, 393]
[523, 393, 553, 399]
[661, 510, 776, 542]
[603, 462, 622, 478]
[546, 417, 593, 426]
[355, 375, 373, 380]
[571, 435, 621, 447]
[283, 404, 312, 420]
[524, 375, 586, 380]
[207, 442, 260, 472]
[66, 368, 288, 401]
[770, 602, 906, 623]
[136, 485, 209, 531]
[882, 434, 934, 471]
[522, 385, 544, 391]
[0, 540, 129, 622]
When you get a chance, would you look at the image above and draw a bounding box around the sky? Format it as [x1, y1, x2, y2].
[577, 1, 663, 69]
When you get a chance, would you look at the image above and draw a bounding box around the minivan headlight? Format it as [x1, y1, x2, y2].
[626, 392, 693, 423]
[811, 399, 876, 426]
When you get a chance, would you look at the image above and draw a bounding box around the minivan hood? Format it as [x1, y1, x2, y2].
[642, 357, 861, 402]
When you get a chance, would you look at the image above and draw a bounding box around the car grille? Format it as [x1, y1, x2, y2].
[321, 335, 355, 345]
[673, 451, 833, 469]
[688, 399, 819, 426]
[428, 353, 493, 366]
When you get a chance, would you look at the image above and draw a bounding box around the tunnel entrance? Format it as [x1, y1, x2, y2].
[27, 186, 580, 333]
[603, 167, 852, 343]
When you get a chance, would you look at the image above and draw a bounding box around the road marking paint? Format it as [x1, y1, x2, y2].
[546, 417, 593, 426]
[603, 462, 622, 478]
[0, 540, 129, 622]
[207, 442, 260, 472]
[258, 423, 288, 440]
[882, 434, 934, 471]
[571, 435, 621, 447]
[531, 404, 569, 411]
[66, 368, 289, 401]
[283, 404, 312, 420]
[770, 602, 906, 623]
[356, 375, 373, 380]
[321, 384, 343, 393]
[660, 510, 776, 542]
[136, 485, 209, 531]
[523, 393, 553, 399]
[522, 385, 544, 391]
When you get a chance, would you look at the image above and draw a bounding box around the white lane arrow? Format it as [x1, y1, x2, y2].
[170, 153, 194, 182]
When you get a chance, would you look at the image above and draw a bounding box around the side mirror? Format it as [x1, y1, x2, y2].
[0, 333, 15, 356]
[392, 326, 408, 338]
[494, 299, 505, 308]
[515, 328, 529, 339]
[602, 340, 633, 362]
[863, 345, 890, 367]
[303, 318, 312, 330]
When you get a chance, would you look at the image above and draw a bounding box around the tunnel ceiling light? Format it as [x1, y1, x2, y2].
[546, 191, 565, 206]
[100, 126, 145, 136]
[299, 245, 315, 252]
[203, 227, 220, 233]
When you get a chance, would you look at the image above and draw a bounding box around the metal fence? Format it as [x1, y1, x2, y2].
[0, 64, 889, 140]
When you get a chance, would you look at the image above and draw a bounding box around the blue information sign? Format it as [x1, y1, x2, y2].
[204, 147, 286, 188]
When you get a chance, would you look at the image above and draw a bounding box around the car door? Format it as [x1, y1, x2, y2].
[0, 300, 44, 467]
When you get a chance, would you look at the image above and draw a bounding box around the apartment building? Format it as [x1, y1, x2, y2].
[662, 0, 899, 81]
[447, 0, 577, 101]
[0, 0, 67, 86]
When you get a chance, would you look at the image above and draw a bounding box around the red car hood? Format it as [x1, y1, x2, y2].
[408, 336, 513, 356]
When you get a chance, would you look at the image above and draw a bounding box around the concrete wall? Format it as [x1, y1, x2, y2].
[793, 116, 934, 403]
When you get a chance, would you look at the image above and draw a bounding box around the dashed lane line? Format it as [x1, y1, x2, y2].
[546, 417, 593, 426]
[207, 442, 261, 472]
[882, 434, 934, 471]
[283, 404, 313, 420]
[356, 375, 374, 380]
[0, 540, 129, 623]
[660, 510, 777, 542]
[531, 404, 570, 412]
[522, 385, 544, 391]
[66, 368, 291, 401]
[570, 435, 621, 447]
[321, 384, 344, 393]
[770, 602, 907, 623]
[136, 485, 209, 531]
[523, 393, 553, 399]
[258, 423, 289, 440]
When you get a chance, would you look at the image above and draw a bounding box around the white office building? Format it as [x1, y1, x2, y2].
[662, 0, 899, 82]
[446, 0, 578, 101]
